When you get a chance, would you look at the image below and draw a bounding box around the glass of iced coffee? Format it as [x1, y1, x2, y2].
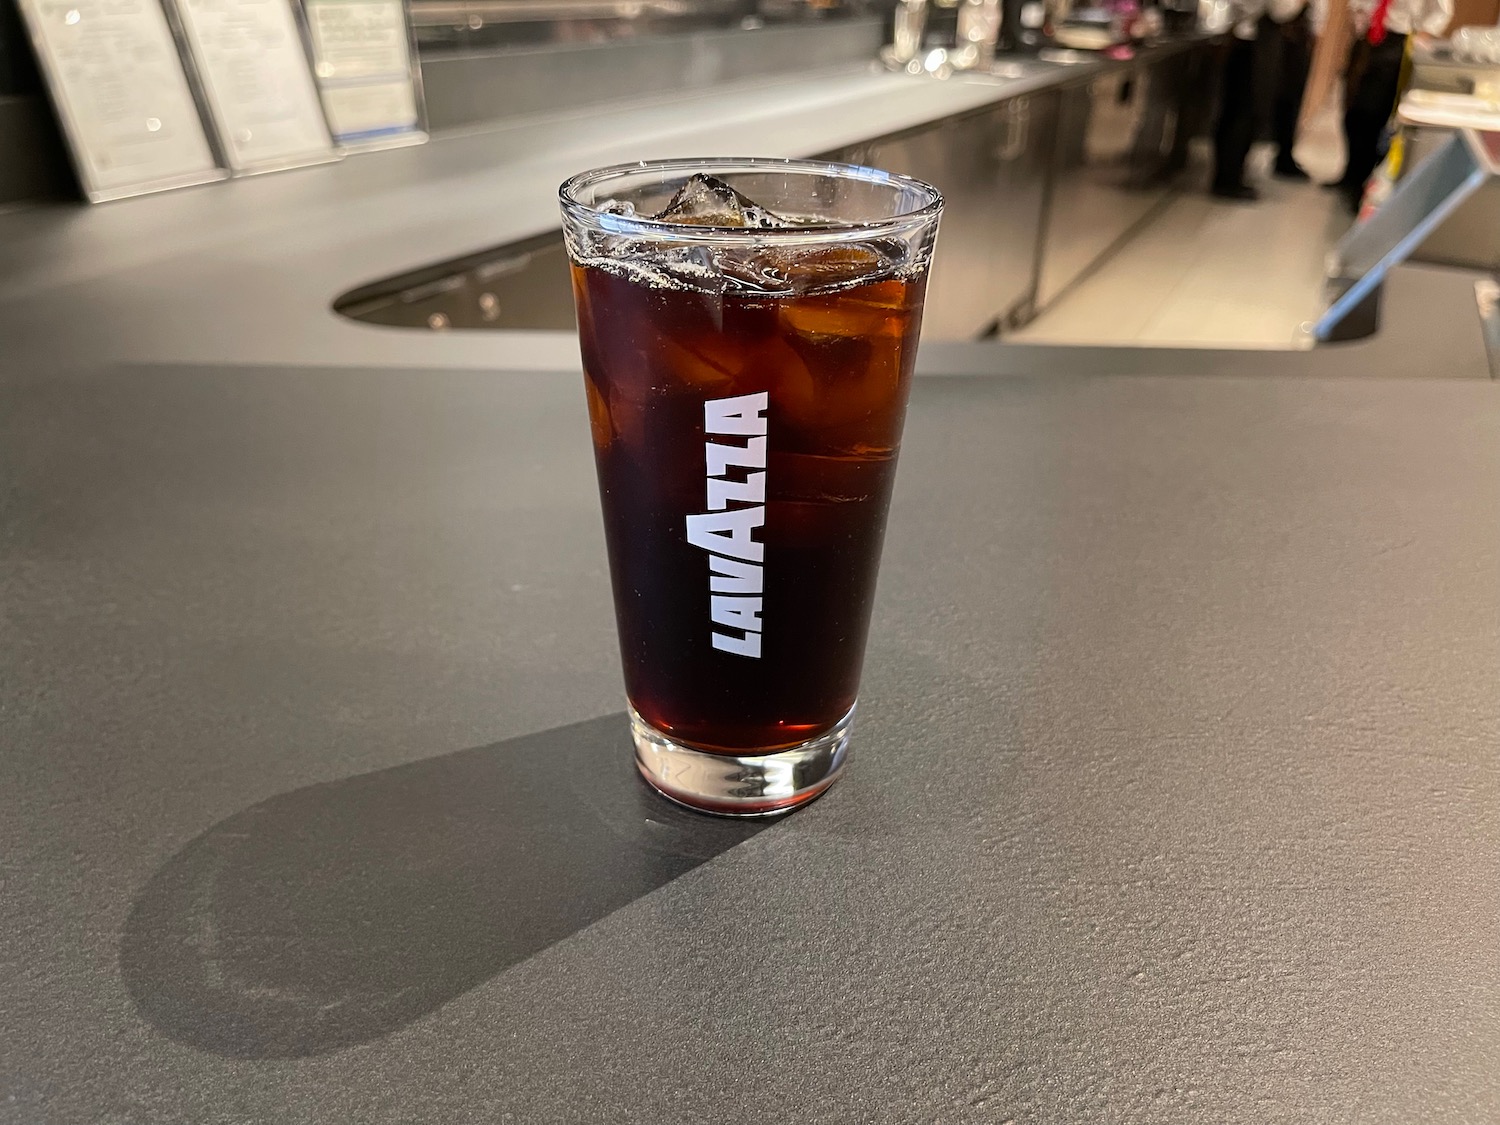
[559, 158, 942, 816]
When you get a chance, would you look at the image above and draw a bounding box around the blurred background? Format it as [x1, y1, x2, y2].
[5, 0, 1500, 352]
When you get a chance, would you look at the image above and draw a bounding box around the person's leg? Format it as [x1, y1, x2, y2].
[1332, 37, 1374, 187]
[1213, 36, 1258, 196]
[1341, 107, 1383, 203]
[1329, 36, 1370, 188]
[1248, 16, 1284, 159]
[1274, 14, 1312, 176]
[1341, 33, 1406, 205]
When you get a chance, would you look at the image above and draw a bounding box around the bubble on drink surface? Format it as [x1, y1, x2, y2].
[655, 244, 723, 289]
[651, 174, 792, 230]
[570, 235, 723, 294]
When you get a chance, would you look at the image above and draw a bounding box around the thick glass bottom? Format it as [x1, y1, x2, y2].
[630, 703, 854, 817]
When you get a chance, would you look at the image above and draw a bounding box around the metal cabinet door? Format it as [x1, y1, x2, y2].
[864, 117, 992, 340]
[864, 97, 1048, 341]
[1037, 66, 1162, 308]
[987, 90, 1057, 330]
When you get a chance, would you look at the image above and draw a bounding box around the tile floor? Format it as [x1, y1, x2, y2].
[1013, 103, 1356, 348]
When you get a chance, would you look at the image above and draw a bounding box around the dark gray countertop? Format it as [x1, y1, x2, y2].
[2, 41, 1499, 1122]
[3, 362, 1499, 1123]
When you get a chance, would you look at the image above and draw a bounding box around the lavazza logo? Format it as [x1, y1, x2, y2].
[685, 392, 768, 659]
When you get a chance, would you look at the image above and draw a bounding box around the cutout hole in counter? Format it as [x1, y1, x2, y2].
[334, 230, 577, 332]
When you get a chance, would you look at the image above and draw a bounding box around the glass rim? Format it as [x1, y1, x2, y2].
[558, 156, 944, 243]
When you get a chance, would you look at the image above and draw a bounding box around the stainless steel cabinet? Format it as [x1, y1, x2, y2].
[1038, 65, 1169, 308]
[844, 92, 1055, 340]
[991, 91, 1058, 329]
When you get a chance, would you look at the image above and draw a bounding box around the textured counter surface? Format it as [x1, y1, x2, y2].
[3, 364, 1499, 1123]
[2, 42, 1499, 1124]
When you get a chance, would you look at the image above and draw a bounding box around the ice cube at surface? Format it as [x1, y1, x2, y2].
[652, 174, 792, 229]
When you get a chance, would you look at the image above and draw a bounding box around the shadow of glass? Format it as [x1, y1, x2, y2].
[120, 714, 770, 1059]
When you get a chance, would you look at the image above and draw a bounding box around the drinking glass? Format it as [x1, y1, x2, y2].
[560, 157, 942, 815]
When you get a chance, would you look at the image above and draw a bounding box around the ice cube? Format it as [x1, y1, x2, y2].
[722, 243, 904, 299]
[652, 174, 791, 230]
[718, 249, 795, 295]
[780, 293, 904, 340]
[780, 245, 888, 289]
[659, 334, 740, 392]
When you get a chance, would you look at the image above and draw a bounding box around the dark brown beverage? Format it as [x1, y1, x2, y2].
[562, 158, 941, 814]
[572, 247, 927, 754]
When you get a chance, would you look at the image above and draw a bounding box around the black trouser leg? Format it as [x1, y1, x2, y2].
[1214, 36, 1256, 189]
[1214, 21, 1282, 190]
[1274, 14, 1311, 167]
[1336, 37, 1367, 185]
[1342, 32, 1406, 191]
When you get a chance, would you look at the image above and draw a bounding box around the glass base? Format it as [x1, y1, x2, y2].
[630, 703, 854, 817]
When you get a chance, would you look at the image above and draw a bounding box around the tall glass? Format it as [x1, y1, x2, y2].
[559, 158, 942, 816]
